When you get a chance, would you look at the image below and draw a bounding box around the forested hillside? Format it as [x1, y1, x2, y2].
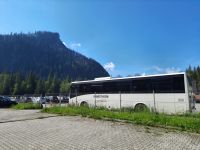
[0, 31, 109, 80]
[0, 72, 70, 95]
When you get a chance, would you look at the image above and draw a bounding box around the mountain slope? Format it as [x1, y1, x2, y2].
[0, 31, 109, 80]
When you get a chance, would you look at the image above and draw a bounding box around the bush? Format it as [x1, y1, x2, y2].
[12, 102, 43, 110]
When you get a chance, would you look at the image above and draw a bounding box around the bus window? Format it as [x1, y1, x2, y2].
[132, 79, 152, 93]
[117, 80, 132, 93]
[103, 82, 118, 93]
[173, 75, 185, 93]
[152, 76, 173, 93]
[91, 83, 103, 93]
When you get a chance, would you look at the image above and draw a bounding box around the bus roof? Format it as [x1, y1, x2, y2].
[71, 72, 186, 85]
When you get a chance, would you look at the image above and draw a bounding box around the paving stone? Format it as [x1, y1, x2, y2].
[0, 109, 56, 123]
[0, 113, 200, 150]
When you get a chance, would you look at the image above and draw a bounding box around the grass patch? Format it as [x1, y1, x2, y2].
[42, 105, 200, 133]
[12, 102, 43, 110]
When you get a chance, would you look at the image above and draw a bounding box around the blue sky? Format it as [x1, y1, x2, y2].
[0, 0, 200, 77]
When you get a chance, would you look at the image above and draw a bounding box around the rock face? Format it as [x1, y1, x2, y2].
[0, 31, 109, 80]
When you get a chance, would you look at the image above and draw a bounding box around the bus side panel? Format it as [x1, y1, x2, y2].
[154, 93, 188, 114]
[121, 94, 153, 109]
[174, 93, 189, 113]
[70, 93, 154, 109]
[155, 94, 175, 113]
[105, 94, 120, 108]
[70, 93, 189, 114]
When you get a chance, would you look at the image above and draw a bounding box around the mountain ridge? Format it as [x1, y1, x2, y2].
[0, 31, 109, 80]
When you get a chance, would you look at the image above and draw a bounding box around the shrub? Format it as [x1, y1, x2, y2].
[12, 103, 43, 110]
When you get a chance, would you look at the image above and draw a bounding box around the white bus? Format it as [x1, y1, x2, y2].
[69, 72, 194, 114]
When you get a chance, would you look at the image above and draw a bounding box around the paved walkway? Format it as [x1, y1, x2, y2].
[0, 109, 56, 123]
[0, 109, 200, 149]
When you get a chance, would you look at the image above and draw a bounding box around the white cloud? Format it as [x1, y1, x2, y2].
[152, 66, 163, 72]
[141, 72, 146, 76]
[104, 62, 115, 71]
[165, 67, 181, 73]
[152, 66, 181, 74]
[70, 42, 81, 49]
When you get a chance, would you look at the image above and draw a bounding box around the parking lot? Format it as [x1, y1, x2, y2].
[0, 109, 56, 123]
[0, 109, 200, 150]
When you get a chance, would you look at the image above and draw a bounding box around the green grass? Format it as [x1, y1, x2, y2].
[12, 102, 43, 110]
[42, 105, 200, 133]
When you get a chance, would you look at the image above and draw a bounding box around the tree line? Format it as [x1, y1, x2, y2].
[0, 65, 199, 96]
[0, 72, 71, 96]
[186, 65, 200, 92]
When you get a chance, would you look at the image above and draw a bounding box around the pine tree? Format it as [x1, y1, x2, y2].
[60, 78, 70, 93]
[2, 74, 11, 95]
[186, 65, 200, 92]
[45, 74, 53, 93]
[12, 73, 22, 95]
[35, 79, 45, 94]
[48, 75, 60, 93]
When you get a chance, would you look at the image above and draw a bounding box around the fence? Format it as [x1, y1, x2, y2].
[44, 93, 69, 108]
[69, 91, 194, 114]
[3, 91, 197, 113]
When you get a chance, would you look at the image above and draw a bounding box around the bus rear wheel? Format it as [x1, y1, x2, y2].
[80, 101, 88, 107]
[134, 103, 148, 112]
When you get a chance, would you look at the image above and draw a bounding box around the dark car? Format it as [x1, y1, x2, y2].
[45, 96, 59, 103]
[39, 97, 46, 104]
[61, 96, 69, 103]
[24, 97, 33, 103]
[0, 96, 17, 108]
[52, 96, 59, 103]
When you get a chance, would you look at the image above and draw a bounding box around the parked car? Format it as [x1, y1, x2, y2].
[45, 97, 51, 103]
[13, 96, 23, 103]
[52, 96, 59, 103]
[195, 95, 200, 103]
[61, 96, 69, 103]
[57, 96, 69, 103]
[45, 96, 59, 103]
[38, 97, 46, 104]
[23, 97, 33, 103]
[0, 96, 17, 108]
